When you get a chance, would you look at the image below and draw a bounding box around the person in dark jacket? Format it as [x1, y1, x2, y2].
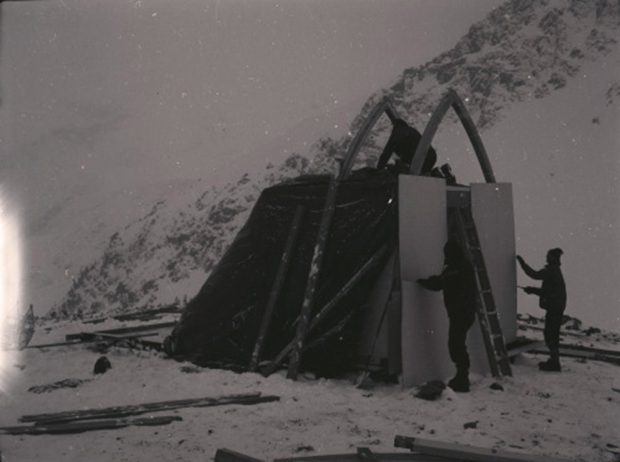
[377, 118, 437, 174]
[417, 240, 477, 392]
[517, 248, 567, 372]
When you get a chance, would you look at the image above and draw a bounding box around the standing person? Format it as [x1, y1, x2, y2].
[516, 249, 567, 372]
[417, 240, 477, 392]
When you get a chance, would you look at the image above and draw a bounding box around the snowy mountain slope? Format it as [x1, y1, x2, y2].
[47, 154, 327, 319]
[26, 83, 364, 320]
[49, 0, 619, 327]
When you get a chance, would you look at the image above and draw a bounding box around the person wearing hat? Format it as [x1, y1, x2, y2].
[516, 248, 567, 371]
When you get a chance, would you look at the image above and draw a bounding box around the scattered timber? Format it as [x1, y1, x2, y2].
[20, 393, 279, 425]
[529, 344, 620, 366]
[394, 435, 576, 462]
[0, 415, 182, 435]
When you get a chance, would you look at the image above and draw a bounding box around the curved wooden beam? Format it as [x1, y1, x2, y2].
[339, 97, 402, 180]
[409, 89, 496, 183]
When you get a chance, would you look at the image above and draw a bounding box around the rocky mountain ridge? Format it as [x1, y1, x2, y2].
[48, 0, 618, 320]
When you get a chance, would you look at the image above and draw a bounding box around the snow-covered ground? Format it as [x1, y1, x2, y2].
[1, 317, 618, 462]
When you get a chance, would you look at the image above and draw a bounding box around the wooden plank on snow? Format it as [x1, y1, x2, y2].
[29, 332, 160, 350]
[357, 447, 380, 461]
[0, 415, 182, 435]
[275, 453, 452, 462]
[215, 448, 265, 462]
[394, 435, 575, 462]
[505, 338, 546, 358]
[20, 393, 278, 425]
[64, 321, 176, 341]
[528, 346, 620, 366]
[65, 332, 159, 341]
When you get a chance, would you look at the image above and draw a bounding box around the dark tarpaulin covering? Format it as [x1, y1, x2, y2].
[167, 168, 398, 375]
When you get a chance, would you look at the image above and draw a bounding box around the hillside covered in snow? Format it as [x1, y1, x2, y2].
[45, 0, 618, 329]
[1, 314, 618, 461]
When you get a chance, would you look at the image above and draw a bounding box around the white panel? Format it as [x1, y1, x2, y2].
[471, 183, 517, 343]
[401, 281, 452, 385]
[398, 176, 450, 386]
[357, 252, 395, 365]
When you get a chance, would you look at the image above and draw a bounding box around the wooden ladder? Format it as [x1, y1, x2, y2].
[454, 206, 512, 377]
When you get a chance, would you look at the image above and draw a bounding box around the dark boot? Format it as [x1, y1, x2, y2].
[448, 369, 470, 392]
[538, 359, 561, 372]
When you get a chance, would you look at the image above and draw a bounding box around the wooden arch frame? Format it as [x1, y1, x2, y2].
[338, 97, 402, 180]
[410, 89, 496, 182]
[338, 89, 496, 183]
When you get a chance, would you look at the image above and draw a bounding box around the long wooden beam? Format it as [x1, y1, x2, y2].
[395, 435, 575, 462]
[250, 205, 305, 371]
[274, 452, 451, 461]
[288, 177, 339, 380]
[1, 416, 182, 436]
[20, 393, 278, 425]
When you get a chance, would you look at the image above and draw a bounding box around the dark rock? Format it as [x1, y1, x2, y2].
[93, 356, 112, 374]
[415, 380, 446, 401]
[464, 421, 479, 429]
[490, 382, 504, 391]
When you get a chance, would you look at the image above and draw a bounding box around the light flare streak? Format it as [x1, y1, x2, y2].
[0, 192, 23, 394]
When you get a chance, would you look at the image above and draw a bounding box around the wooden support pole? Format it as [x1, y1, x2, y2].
[287, 176, 339, 380]
[394, 435, 575, 462]
[262, 245, 389, 377]
[249, 205, 305, 371]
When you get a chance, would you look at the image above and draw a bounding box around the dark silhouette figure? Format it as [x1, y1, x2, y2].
[417, 240, 477, 392]
[93, 356, 112, 375]
[517, 248, 566, 372]
[377, 118, 437, 174]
